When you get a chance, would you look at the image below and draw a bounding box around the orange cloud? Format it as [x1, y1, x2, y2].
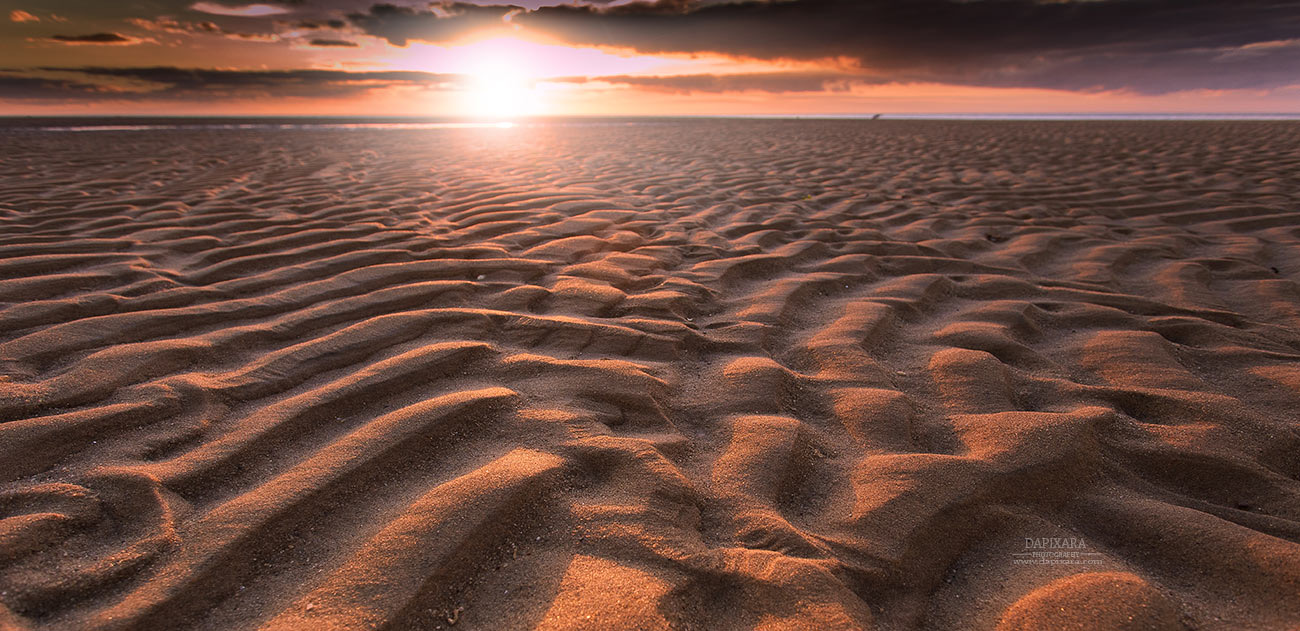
[126, 16, 279, 41]
[190, 2, 292, 17]
[9, 10, 39, 23]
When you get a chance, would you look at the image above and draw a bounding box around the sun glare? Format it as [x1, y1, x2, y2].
[456, 37, 546, 120]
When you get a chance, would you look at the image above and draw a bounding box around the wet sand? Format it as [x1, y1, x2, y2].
[1, 120, 1299, 630]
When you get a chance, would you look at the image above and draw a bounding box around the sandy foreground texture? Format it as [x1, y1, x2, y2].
[1, 120, 1299, 631]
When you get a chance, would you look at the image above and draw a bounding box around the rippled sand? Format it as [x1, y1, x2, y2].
[2, 120, 1299, 630]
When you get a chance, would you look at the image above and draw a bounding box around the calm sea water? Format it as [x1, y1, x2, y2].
[2, 114, 1298, 133]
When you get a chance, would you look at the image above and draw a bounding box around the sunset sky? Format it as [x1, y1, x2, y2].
[3, 0, 1300, 117]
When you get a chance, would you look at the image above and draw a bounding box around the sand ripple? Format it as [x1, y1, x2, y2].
[1, 121, 1299, 630]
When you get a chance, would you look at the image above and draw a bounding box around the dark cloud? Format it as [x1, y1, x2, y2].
[48, 32, 138, 44]
[514, 0, 1300, 92]
[560, 72, 874, 93]
[0, 74, 113, 99]
[517, 0, 1300, 62]
[969, 42, 1300, 94]
[308, 37, 360, 46]
[7, 0, 1300, 99]
[347, 2, 519, 46]
[286, 19, 349, 29]
[569, 38, 1300, 95]
[2, 66, 459, 100]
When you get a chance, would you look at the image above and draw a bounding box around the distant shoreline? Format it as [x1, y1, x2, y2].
[2, 113, 1299, 132]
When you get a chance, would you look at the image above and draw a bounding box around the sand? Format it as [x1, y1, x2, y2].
[0, 119, 1298, 630]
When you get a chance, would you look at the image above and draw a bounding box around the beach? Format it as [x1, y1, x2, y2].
[1, 119, 1299, 630]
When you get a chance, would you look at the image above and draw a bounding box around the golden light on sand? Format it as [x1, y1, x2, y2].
[9, 118, 1300, 630]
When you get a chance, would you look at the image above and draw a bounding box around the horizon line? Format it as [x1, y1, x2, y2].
[3, 112, 1300, 121]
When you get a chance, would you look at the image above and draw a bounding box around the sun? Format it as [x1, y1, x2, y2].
[456, 38, 546, 120]
[463, 65, 539, 120]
